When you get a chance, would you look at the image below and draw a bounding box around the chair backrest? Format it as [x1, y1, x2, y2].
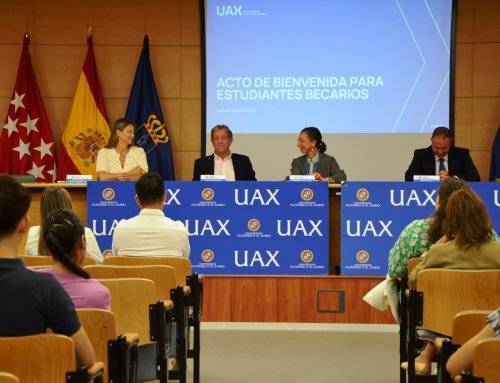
[85, 265, 177, 301]
[0, 372, 19, 383]
[416, 269, 500, 335]
[0, 334, 75, 383]
[104, 256, 191, 286]
[452, 310, 491, 345]
[474, 338, 500, 383]
[97, 278, 156, 345]
[20, 255, 95, 267]
[77, 309, 116, 382]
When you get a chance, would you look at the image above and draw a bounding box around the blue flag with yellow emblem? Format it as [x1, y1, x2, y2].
[125, 35, 175, 180]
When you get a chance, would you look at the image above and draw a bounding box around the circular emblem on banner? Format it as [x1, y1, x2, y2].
[247, 218, 261, 232]
[102, 188, 115, 201]
[102, 249, 113, 258]
[356, 250, 370, 264]
[301, 188, 314, 201]
[201, 188, 215, 201]
[356, 188, 370, 202]
[300, 249, 314, 263]
[201, 249, 215, 263]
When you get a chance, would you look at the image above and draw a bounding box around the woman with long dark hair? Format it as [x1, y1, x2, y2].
[290, 127, 346, 182]
[40, 209, 110, 310]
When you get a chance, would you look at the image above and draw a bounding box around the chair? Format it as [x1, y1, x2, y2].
[20, 255, 96, 267]
[473, 338, 500, 383]
[0, 334, 104, 383]
[0, 372, 19, 383]
[87, 265, 188, 383]
[97, 278, 173, 383]
[77, 308, 139, 383]
[406, 269, 500, 383]
[103, 256, 191, 286]
[100, 258, 203, 383]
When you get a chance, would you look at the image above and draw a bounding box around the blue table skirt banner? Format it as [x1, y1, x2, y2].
[341, 182, 500, 276]
[87, 181, 329, 275]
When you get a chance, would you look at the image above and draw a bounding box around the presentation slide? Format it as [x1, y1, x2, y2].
[204, 0, 454, 180]
[206, 0, 452, 133]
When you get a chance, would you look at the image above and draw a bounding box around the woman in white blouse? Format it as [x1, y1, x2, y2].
[96, 119, 148, 181]
[25, 186, 103, 264]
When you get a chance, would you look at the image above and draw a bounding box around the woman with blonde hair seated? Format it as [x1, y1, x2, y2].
[404, 188, 500, 375]
[25, 187, 103, 263]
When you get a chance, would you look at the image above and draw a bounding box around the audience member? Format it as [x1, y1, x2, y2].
[0, 175, 95, 366]
[404, 188, 500, 375]
[405, 127, 480, 182]
[112, 172, 190, 257]
[447, 308, 499, 378]
[192, 124, 256, 181]
[96, 118, 148, 181]
[290, 127, 346, 182]
[39, 209, 110, 310]
[25, 186, 103, 263]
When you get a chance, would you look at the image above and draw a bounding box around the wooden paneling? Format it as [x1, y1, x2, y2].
[455, 43, 474, 97]
[474, 0, 500, 42]
[180, 151, 200, 180]
[471, 97, 500, 150]
[43, 98, 73, 140]
[162, 99, 182, 152]
[454, 98, 473, 148]
[472, 43, 500, 97]
[456, 0, 475, 44]
[471, 150, 492, 181]
[181, 0, 201, 46]
[203, 276, 396, 324]
[0, 0, 34, 44]
[180, 99, 202, 151]
[181, 46, 201, 98]
[0, 46, 23, 98]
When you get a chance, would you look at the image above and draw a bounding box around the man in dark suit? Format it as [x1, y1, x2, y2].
[405, 127, 480, 182]
[192, 124, 256, 181]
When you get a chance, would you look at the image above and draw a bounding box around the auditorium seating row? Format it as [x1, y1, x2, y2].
[399, 259, 500, 383]
[0, 256, 203, 383]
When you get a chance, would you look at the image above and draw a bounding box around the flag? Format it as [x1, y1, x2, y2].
[0, 34, 55, 182]
[490, 127, 500, 181]
[125, 35, 175, 180]
[58, 34, 110, 180]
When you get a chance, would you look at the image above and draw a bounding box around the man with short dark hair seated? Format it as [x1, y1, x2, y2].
[0, 175, 95, 366]
[405, 127, 480, 182]
[112, 172, 190, 258]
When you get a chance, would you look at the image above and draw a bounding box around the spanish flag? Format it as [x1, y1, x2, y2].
[57, 34, 109, 180]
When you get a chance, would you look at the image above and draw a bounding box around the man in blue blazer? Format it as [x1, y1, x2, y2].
[192, 125, 256, 181]
[405, 127, 480, 182]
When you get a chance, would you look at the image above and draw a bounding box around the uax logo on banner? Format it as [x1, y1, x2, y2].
[102, 187, 115, 201]
[300, 249, 314, 263]
[92, 219, 123, 236]
[345, 187, 380, 208]
[344, 249, 381, 272]
[277, 219, 323, 236]
[291, 187, 325, 207]
[234, 188, 280, 206]
[165, 188, 181, 205]
[191, 187, 225, 207]
[495, 190, 500, 207]
[290, 249, 325, 270]
[389, 189, 436, 207]
[193, 249, 226, 270]
[234, 250, 280, 267]
[301, 188, 314, 201]
[184, 219, 230, 236]
[346, 220, 393, 237]
[237, 218, 270, 238]
[91, 187, 126, 207]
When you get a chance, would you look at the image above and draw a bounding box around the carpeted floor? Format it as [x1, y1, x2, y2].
[185, 323, 400, 383]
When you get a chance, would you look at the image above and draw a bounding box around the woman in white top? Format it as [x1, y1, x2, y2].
[25, 187, 103, 264]
[96, 118, 148, 181]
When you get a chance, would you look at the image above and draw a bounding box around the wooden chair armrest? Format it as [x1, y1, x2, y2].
[87, 361, 105, 378]
[453, 374, 462, 383]
[434, 337, 446, 351]
[163, 300, 174, 310]
[182, 285, 191, 296]
[121, 332, 139, 344]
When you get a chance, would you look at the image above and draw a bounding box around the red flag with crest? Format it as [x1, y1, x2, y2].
[0, 34, 56, 182]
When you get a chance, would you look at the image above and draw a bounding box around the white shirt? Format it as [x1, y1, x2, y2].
[96, 146, 148, 174]
[434, 154, 449, 174]
[112, 209, 190, 258]
[25, 226, 104, 264]
[214, 152, 235, 181]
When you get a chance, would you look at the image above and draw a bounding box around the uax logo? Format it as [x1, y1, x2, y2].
[201, 187, 215, 201]
[300, 187, 314, 201]
[102, 187, 115, 201]
[356, 250, 370, 264]
[247, 218, 261, 232]
[201, 249, 215, 263]
[216, 5, 243, 16]
[356, 188, 369, 202]
[300, 249, 314, 263]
